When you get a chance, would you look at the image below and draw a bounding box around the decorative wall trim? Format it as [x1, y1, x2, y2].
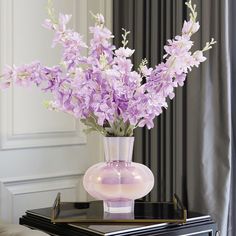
[0, 0, 86, 149]
[0, 171, 85, 222]
[0, 171, 83, 194]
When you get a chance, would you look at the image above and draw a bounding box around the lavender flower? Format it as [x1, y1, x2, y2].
[0, 0, 216, 137]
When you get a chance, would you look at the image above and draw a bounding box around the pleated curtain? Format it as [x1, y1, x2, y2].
[186, 1, 231, 235]
[113, 0, 188, 203]
[113, 0, 232, 235]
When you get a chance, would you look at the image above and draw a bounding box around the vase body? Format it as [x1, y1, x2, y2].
[83, 137, 154, 213]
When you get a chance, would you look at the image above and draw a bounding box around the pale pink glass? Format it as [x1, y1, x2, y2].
[83, 137, 154, 213]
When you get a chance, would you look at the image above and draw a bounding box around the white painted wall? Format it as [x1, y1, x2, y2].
[0, 0, 112, 223]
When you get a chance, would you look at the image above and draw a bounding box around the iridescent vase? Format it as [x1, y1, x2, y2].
[83, 137, 154, 213]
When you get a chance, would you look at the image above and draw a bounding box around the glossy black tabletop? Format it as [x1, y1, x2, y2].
[20, 200, 217, 236]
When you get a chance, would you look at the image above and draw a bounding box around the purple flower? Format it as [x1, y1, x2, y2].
[0, 1, 216, 136]
[115, 47, 135, 58]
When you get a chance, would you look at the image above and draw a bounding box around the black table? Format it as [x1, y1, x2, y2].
[20, 207, 218, 236]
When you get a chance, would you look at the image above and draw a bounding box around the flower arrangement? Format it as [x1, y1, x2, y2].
[0, 0, 215, 137]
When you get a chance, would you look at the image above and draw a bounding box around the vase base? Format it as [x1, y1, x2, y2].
[103, 199, 134, 213]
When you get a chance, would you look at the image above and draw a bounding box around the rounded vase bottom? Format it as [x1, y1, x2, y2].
[103, 199, 134, 213]
[83, 137, 155, 214]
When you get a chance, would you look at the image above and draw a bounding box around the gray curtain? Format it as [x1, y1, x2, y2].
[113, 0, 232, 235]
[113, 0, 187, 203]
[187, 1, 231, 235]
[230, 0, 236, 235]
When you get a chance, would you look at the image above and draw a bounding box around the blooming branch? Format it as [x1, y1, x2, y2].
[0, 0, 216, 136]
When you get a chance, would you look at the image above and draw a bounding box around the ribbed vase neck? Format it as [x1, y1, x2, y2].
[103, 137, 134, 162]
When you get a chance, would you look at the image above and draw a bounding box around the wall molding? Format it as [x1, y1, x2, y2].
[0, 171, 86, 223]
[0, 0, 86, 150]
[0, 171, 83, 194]
[0, 0, 112, 223]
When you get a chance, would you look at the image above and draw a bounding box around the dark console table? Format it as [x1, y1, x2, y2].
[20, 210, 218, 236]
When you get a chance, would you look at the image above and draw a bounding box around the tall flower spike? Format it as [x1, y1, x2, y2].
[46, 0, 57, 24]
[121, 28, 130, 48]
[185, 0, 197, 22]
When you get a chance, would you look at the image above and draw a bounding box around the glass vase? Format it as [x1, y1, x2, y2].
[83, 137, 154, 213]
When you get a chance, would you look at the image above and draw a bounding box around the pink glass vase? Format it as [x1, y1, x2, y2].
[83, 137, 154, 213]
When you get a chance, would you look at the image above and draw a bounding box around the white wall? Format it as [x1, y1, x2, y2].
[0, 0, 112, 223]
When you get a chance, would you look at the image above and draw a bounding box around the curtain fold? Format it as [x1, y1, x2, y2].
[113, 0, 187, 203]
[186, 1, 231, 235]
[229, 0, 236, 234]
[113, 0, 232, 235]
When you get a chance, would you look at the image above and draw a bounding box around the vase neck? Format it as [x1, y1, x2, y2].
[103, 137, 134, 162]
